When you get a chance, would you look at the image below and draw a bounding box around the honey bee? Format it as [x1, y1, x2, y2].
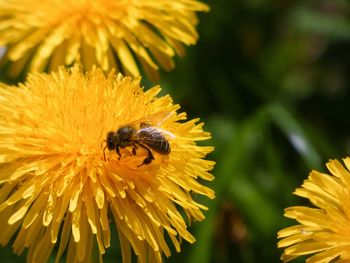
[104, 112, 175, 166]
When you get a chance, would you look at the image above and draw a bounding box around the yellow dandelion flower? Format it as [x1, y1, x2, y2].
[0, 0, 209, 81]
[0, 66, 215, 262]
[277, 158, 350, 262]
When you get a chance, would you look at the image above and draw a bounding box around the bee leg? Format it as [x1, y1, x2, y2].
[116, 145, 122, 160]
[132, 144, 137, 155]
[137, 143, 154, 167]
[140, 122, 151, 128]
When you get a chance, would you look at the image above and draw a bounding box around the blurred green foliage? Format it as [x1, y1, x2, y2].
[1, 0, 350, 262]
[163, 0, 350, 262]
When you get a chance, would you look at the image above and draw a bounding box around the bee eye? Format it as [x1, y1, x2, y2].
[106, 132, 115, 149]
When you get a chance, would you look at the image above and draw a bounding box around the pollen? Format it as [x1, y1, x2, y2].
[0, 0, 209, 81]
[0, 66, 215, 262]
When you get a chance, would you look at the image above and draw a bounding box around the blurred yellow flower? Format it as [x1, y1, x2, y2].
[0, 0, 209, 81]
[0, 66, 215, 262]
[278, 158, 350, 262]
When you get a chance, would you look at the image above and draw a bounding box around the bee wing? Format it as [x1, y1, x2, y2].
[129, 111, 174, 129]
[153, 127, 176, 140]
[134, 126, 176, 141]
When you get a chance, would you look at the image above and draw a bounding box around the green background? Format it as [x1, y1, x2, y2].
[1, 0, 350, 262]
[164, 0, 350, 262]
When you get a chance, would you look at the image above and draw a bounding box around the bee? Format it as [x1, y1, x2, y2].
[104, 112, 175, 166]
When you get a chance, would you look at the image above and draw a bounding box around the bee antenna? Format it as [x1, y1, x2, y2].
[100, 139, 107, 148]
[103, 138, 108, 162]
[103, 145, 107, 162]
